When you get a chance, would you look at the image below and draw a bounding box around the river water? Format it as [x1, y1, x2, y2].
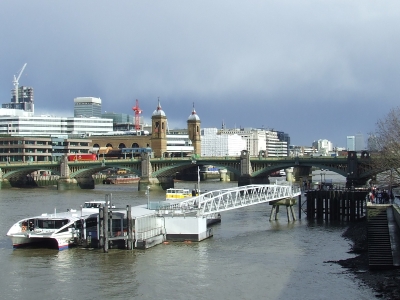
[0, 181, 377, 300]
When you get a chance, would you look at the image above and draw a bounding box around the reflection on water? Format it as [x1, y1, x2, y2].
[0, 182, 377, 300]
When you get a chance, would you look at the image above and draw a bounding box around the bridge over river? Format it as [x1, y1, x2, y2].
[0, 150, 373, 190]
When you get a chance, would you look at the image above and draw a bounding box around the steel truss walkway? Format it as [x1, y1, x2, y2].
[159, 184, 301, 218]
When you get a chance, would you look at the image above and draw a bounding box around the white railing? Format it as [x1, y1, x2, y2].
[178, 184, 301, 216]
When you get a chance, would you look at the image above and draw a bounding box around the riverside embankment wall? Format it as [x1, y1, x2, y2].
[393, 204, 400, 228]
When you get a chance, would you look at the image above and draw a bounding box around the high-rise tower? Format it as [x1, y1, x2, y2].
[74, 97, 102, 118]
[151, 98, 167, 158]
[187, 103, 201, 156]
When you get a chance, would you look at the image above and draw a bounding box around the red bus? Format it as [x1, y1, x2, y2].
[67, 154, 97, 161]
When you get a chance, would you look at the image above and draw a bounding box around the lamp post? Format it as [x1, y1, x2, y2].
[146, 186, 150, 209]
[390, 168, 394, 203]
[319, 169, 325, 190]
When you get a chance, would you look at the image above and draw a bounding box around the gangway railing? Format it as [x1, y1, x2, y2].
[164, 184, 301, 217]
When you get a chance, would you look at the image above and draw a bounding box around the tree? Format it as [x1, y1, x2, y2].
[370, 106, 400, 188]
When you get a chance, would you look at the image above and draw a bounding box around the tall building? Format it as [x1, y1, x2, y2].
[74, 97, 102, 118]
[355, 133, 365, 151]
[265, 130, 287, 157]
[201, 128, 245, 156]
[101, 112, 141, 131]
[2, 86, 34, 113]
[277, 131, 290, 155]
[347, 134, 365, 151]
[346, 136, 355, 151]
[311, 139, 333, 155]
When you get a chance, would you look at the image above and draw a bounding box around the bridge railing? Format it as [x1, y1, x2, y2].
[175, 184, 301, 216]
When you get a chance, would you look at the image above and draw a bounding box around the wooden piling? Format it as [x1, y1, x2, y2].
[99, 206, 104, 248]
[126, 205, 134, 250]
[103, 204, 109, 253]
[304, 190, 367, 222]
[298, 194, 302, 220]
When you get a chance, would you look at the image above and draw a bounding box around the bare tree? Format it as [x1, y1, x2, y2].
[370, 106, 400, 187]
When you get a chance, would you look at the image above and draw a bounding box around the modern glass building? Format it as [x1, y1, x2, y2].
[346, 136, 355, 151]
[2, 86, 34, 113]
[0, 115, 113, 136]
[74, 97, 102, 118]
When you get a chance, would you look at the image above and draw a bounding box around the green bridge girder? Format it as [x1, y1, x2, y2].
[250, 157, 350, 178]
[0, 155, 374, 182]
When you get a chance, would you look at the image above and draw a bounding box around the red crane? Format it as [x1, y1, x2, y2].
[132, 99, 142, 130]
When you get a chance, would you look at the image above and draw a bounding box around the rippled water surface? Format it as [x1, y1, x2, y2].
[0, 182, 377, 300]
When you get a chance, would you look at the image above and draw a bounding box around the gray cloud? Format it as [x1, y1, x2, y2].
[1, 1, 399, 146]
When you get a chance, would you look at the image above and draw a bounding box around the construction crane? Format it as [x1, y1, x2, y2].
[13, 63, 27, 103]
[132, 99, 142, 130]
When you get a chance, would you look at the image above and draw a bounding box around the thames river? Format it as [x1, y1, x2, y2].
[0, 181, 377, 300]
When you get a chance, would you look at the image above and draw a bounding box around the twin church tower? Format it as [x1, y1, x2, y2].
[151, 99, 201, 158]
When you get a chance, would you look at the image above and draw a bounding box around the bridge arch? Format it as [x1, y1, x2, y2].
[119, 143, 126, 149]
[2, 167, 62, 180]
[150, 160, 242, 179]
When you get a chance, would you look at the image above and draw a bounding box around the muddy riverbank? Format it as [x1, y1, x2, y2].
[333, 219, 400, 299]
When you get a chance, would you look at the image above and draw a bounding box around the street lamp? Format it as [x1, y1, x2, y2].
[146, 186, 150, 209]
[319, 169, 325, 189]
[390, 168, 394, 202]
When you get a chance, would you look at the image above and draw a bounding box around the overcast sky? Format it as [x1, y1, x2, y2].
[1, 1, 399, 147]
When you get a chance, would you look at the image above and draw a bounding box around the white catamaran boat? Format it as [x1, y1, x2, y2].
[6, 200, 107, 250]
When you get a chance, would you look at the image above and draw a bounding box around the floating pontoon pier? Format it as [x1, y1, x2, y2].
[92, 184, 301, 252]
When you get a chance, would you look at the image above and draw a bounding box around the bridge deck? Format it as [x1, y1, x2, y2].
[157, 184, 301, 217]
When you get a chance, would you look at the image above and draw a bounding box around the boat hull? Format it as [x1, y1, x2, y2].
[9, 233, 75, 250]
[103, 177, 139, 184]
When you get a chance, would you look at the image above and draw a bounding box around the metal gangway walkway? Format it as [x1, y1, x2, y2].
[158, 184, 301, 218]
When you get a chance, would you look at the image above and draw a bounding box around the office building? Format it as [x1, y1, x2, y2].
[0, 136, 92, 163]
[347, 134, 365, 151]
[355, 133, 365, 151]
[347, 136, 355, 151]
[0, 115, 113, 136]
[74, 97, 102, 118]
[201, 128, 245, 156]
[2, 86, 34, 113]
[312, 139, 333, 156]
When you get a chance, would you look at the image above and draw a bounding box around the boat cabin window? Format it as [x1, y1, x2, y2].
[37, 219, 69, 229]
[85, 217, 98, 230]
[58, 225, 73, 233]
[83, 202, 103, 208]
[166, 188, 190, 194]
